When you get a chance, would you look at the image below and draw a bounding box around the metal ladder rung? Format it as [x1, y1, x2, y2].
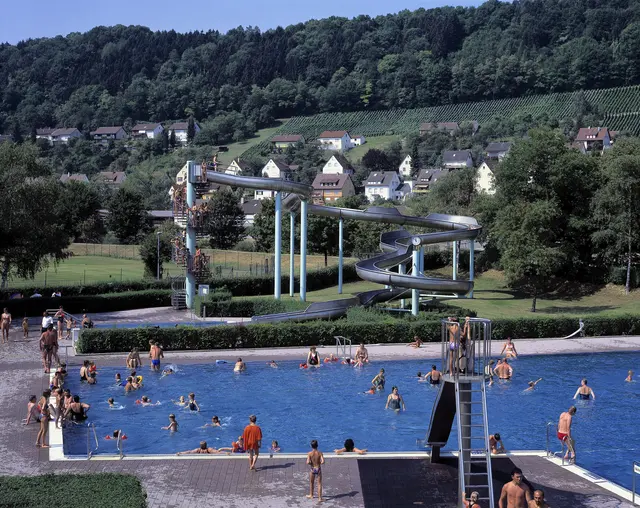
[458, 389, 483, 393]
[460, 424, 484, 427]
[470, 485, 490, 489]
[467, 472, 489, 476]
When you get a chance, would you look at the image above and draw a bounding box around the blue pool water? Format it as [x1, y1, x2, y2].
[62, 352, 640, 489]
[93, 321, 224, 329]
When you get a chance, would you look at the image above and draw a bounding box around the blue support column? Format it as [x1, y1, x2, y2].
[411, 248, 420, 316]
[469, 240, 475, 298]
[419, 245, 424, 274]
[453, 240, 458, 281]
[399, 262, 406, 309]
[274, 191, 282, 300]
[185, 161, 197, 310]
[338, 217, 344, 294]
[300, 200, 308, 302]
[289, 212, 295, 297]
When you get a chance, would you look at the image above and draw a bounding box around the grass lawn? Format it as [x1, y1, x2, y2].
[0, 473, 146, 508]
[217, 120, 290, 165]
[345, 135, 402, 163]
[267, 269, 640, 319]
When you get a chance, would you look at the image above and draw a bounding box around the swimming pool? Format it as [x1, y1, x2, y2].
[92, 321, 224, 329]
[61, 351, 640, 489]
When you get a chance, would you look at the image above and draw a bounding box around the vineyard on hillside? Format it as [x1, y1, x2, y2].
[242, 85, 640, 158]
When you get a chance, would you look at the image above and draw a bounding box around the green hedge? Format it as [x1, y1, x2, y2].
[0, 473, 146, 508]
[200, 297, 310, 317]
[76, 314, 625, 354]
[1, 290, 171, 317]
[1, 264, 359, 299]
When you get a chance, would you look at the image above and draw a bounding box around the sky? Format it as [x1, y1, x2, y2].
[1, 0, 482, 44]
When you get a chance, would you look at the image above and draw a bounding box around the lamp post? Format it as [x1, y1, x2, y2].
[156, 231, 161, 280]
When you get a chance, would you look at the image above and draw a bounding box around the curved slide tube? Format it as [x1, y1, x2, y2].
[206, 171, 481, 322]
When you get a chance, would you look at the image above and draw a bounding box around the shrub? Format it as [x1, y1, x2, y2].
[77, 313, 619, 354]
[1, 290, 171, 317]
[0, 279, 172, 300]
[608, 266, 640, 288]
[200, 296, 309, 317]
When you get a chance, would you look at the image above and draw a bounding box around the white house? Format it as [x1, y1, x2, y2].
[351, 134, 366, 146]
[175, 163, 188, 185]
[90, 126, 128, 142]
[35, 128, 56, 143]
[394, 182, 413, 201]
[399, 155, 413, 177]
[364, 171, 401, 202]
[51, 128, 82, 144]
[132, 123, 164, 139]
[476, 161, 496, 195]
[242, 199, 263, 226]
[254, 159, 291, 200]
[485, 142, 512, 160]
[574, 127, 612, 153]
[322, 154, 354, 175]
[442, 150, 473, 169]
[225, 158, 251, 176]
[317, 130, 352, 151]
[168, 121, 200, 144]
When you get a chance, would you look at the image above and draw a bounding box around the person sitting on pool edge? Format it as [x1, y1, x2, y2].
[489, 433, 506, 454]
[355, 343, 369, 363]
[407, 336, 423, 348]
[177, 441, 221, 455]
[126, 348, 142, 369]
[335, 438, 367, 455]
[573, 378, 595, 400]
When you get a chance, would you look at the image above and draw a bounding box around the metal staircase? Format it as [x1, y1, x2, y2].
[170, 277, 187, 310]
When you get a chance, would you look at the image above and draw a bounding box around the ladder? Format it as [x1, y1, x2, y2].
[334, 336, 352, 359]
[455, 379, 495, 508]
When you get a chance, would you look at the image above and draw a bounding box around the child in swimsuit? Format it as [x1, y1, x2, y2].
[186, 393, 200, 411]
[22, 317, 29, 339]
[306, 439, 324, 502]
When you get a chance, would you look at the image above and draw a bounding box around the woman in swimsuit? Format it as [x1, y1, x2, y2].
[425, 365, 442, 385]
[186, 392, 200, 411]
[307, 347, 320, 367]
[447, 317, 461, 374]
[1, 308, 11, 344]
[54, 307, 65, 341]
[500, 337, 518, 359]
[573, 378, 595, 400]
[65, 395, 90, 422]
[79, 360, 90, 381]
[462, 491, 480, 508]
[625, 370, 634, 382]
[385, 386, 406, 411]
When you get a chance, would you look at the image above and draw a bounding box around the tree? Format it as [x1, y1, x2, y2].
[107, 188, 150, 244]
[362, 149, 391, 171]
[169, 130, 177, 149]
[56, 181, 105, 243]
[409, 167, 477, 217]
[204, 190, 245, 249]
[11, 121, 23, 144]
[0, 143, 72, 287]
[187, 117, 196, 144]
[591, 140, 640, 293]
[140, 222, 180, 279]
[308, 215, 339, 266]
[250, 198, 290, 253]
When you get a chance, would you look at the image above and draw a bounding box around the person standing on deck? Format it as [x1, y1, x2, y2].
[243, 414, 262, 471]
[557, 406, 577, 463]
[498, 467, 531, 508]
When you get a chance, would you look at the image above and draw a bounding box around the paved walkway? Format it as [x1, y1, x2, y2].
[1, 327, 637, 507]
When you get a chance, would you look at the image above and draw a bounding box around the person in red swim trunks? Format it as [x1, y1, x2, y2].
[557, 406, 576, 463]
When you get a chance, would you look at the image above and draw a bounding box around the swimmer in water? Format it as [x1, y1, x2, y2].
[115, 373, 122, 384]
[267, 360, 278, 368]
[172, 395, 187, 407]
[307, 346, 320, 367]
[371, 369, 385, 391]
[108, 398, 115, 408]
[162, 368, 174, 376]
[204, 416, 221, 427]
[424, 365, 442, 385]
[234, 358, 246, 372]
[87, 372, 97, 385]
[341, 358, 353, 365]
[323, 354, 338, 363]
[136, 395, 159, 406]
[162, 414, 178, 432]
[124, 377, 136, 392]
[270, 440, 281, 457]
[364, 386, 376, 395]
[573, 378, 595, 400]
[186, 392, 200, 411]
[218, 436, 245, 454]
[525, 378, 543, 392]
[105, 430, 127, 440]
[625, 370, 634, 382]
[385, 386, 406, 411]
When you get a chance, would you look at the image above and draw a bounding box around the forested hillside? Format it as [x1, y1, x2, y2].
[2, 0, 640, 138]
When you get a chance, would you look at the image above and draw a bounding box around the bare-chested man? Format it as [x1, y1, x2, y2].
[127, 348, 142, 369]
[355, 343, 369, 363]
[424, 365, 442, 385]
[149, 341, 164, 371]
[39, 324, 58, 373]
[495, 358, 513, 380]
[528, 490, 549, 508]
[499, 467, 531, 508]
[557, 406, 577, 463]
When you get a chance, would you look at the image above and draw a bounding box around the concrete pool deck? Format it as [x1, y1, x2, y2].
[1, 326, 639, 507]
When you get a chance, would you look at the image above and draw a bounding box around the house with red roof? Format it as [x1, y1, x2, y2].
[317, 130, 353, 151]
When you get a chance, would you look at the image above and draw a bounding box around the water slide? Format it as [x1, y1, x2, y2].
[205, 171, 481, 322]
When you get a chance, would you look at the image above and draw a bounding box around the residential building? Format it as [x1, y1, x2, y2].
[420, 122, 460, 136]
[443, 150, 473, 169]
[242, 199, 263, 226]
[476, 161, 497, 195]
[270, 134, 305, 150]
[98, 171, 127, 187]
[36, 128, 56, 143]
[394, 182, 413, 201]
[225, 158, 251, 176]
[414, 168, 446, 193]
[175, 163, 188, 185]
[485, 142, 512, 160]
[90, 126, 128, 142]
[168, 121, 200, 144]
[317, 130, 352, 151]
[322, 154, 354, 175]
[399, 155, 413, 177]
[148, 210, 174, 227]
[351, 134, 366, 146]
[311, 173, 355, 204]
[574, 127, 612, 153]
[59, 173, 89, 183]
[364, 171, 401, 202]
[255, 159, 291, 200]
[132, 123, 164, 139]
[51, 128, 82, 144]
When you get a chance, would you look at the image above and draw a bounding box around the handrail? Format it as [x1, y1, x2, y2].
[546, 421, 567, 465]
[454, 381, 466, 499]
[87, 423, 99, 459]
[334, 336, 352, 359]
[46, 308, 82, 326]
[116, 429, 124, 459]
[480, 381, 495, 508]
[632, 460, 639, 504]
